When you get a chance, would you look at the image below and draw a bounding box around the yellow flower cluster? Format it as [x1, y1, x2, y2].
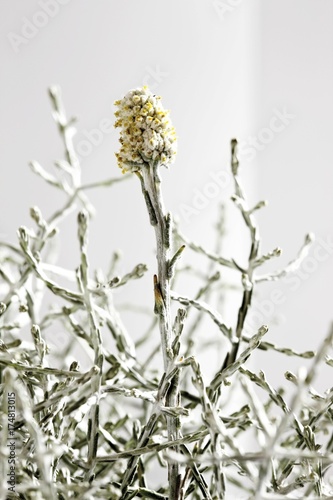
[114, 86, 177, 173]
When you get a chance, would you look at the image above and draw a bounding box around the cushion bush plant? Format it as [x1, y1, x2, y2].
[0, 86, 332, 500]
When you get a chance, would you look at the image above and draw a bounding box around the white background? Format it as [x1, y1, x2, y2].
[1, 0, 332, 388]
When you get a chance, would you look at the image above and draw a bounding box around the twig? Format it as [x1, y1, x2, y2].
[77, 211, 104, 480]
[171, 291, 231, 339]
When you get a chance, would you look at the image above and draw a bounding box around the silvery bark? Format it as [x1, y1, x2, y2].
[140, 161, 181, 500]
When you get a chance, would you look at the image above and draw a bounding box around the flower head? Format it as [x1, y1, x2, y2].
[114, 86, 177, 173]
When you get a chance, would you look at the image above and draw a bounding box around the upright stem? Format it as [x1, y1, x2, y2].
[77, 211, 103, 481]
[222, 139, 260, 370]
[141, 164, 171, 368]
[140, 162, 181, 500]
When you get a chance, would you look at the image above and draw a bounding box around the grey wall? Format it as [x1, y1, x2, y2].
[255, 1, 333, 389]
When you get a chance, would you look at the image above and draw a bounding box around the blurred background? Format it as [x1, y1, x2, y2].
[0, 0, 332, 388]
